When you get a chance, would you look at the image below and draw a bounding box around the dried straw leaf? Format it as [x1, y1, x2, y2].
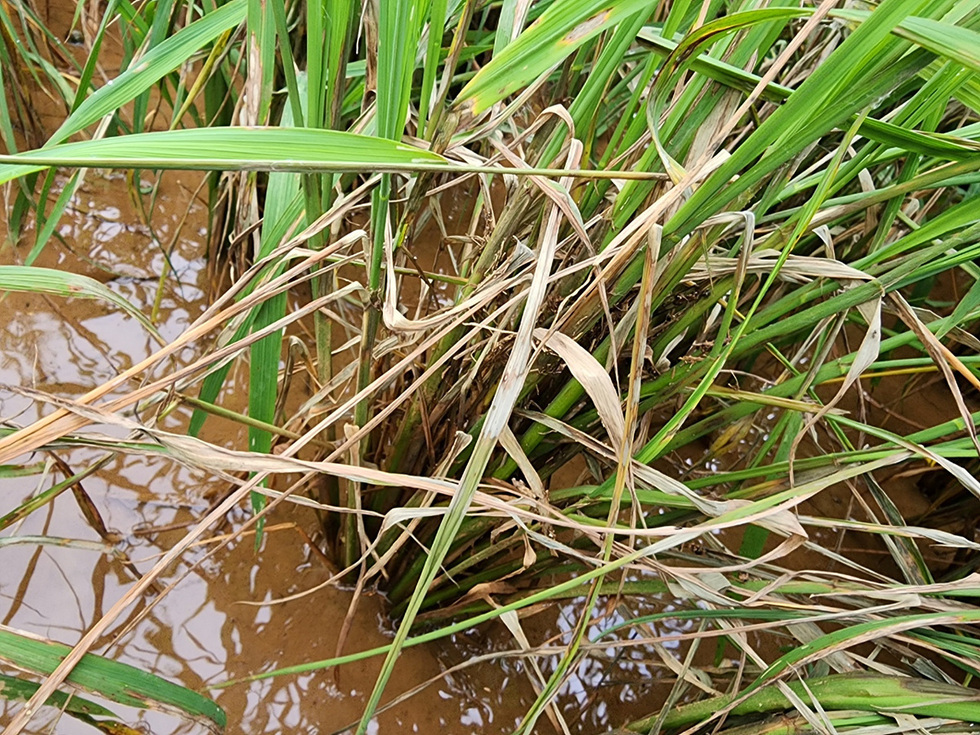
[891, 292, 980, 456]
[690, 249, 875, 284]
[499, 426, 545, 500]
[533, 327, 625, 449]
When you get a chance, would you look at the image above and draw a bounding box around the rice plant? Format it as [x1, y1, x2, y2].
[2, 0, 980, 733]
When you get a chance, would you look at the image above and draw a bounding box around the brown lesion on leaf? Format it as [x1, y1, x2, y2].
[562, 10, 613, 45]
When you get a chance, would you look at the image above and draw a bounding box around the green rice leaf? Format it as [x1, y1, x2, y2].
[629, 672, 980, 731]
[636, 25, 980, 160]
[669, 0, 941, 240]
[752, 609, 980, 691]
[246, 96, 305, 542]
[897, 15, 980, 74]
[456, 0, 651, 115]
[0, 673, 117, 720]
[0, 265, 161, 342]
[834, 9, 980, 75]
[0, 127, 448, 184]
[52, 0, 246, 142]
[0, 625, 226, 728]
[377, 0, 425, 140]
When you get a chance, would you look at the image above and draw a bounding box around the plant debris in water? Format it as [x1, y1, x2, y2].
[1, 0, 980, 733]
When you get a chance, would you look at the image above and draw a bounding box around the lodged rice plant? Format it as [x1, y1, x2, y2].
[2, 0, 980, 733]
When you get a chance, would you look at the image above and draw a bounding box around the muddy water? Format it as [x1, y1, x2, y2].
[2, 168, 976, 735]
[0, 171, 527, 733]
[6, 11, 976, 735]
[0, 166, 684, 733]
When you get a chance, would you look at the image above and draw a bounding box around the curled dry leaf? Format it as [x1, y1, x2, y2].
[533, 327, 625, 449]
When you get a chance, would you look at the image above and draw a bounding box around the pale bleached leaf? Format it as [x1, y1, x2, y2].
[499, 426, 545, 499]
[533, 327, 625, 448]
[689, 248, 875, 284]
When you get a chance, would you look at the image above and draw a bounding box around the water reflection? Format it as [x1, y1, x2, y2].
[1, 171, 583, 734]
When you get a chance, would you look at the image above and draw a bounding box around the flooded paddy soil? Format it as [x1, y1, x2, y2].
[1, 169, 973, 732]
[2, 6, 977, 733]
[0, 169, 687, 734]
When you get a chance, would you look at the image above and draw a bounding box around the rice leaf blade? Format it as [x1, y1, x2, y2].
[0, 625, 226, 728]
